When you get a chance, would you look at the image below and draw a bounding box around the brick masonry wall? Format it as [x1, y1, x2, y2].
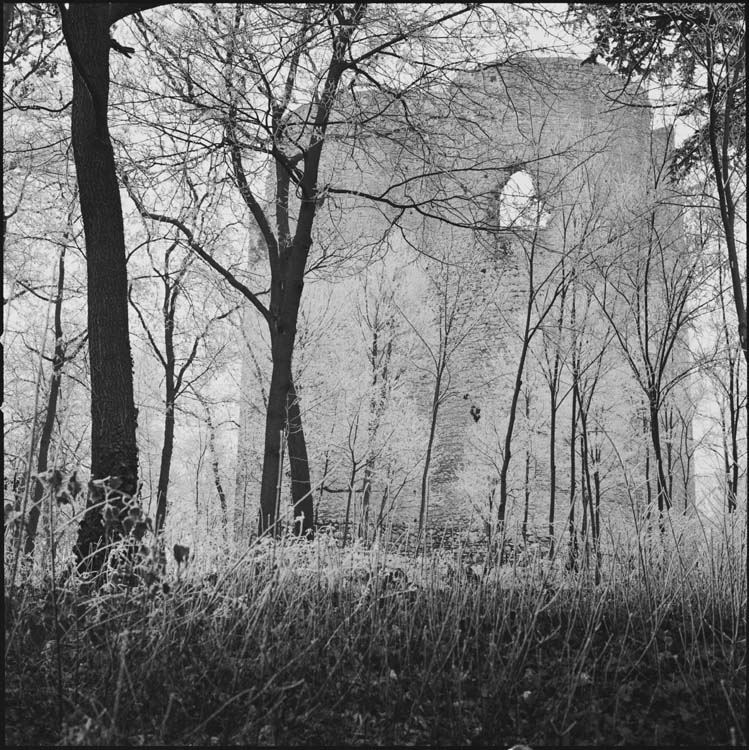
[240, 56, 694, 539]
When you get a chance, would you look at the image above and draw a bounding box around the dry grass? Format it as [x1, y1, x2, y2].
[4, 512, 746, 746]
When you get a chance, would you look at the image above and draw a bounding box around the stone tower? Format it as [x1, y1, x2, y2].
[239, 55, 696, 538]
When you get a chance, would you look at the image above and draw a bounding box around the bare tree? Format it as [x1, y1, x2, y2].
[395, 259, 483, 542]
[356, 272, 399, 542]
[120, 3, 505, 536]
[190, 390, 231, 543]
[493, 215, 570, 532]
[590, 152, 704, 519]
[25, 234, 87, 556]
[537, 259, 569, 557]
[570, 4, 746, 366]
[58, 2, 167, 573]
[128, 232, 237, 538]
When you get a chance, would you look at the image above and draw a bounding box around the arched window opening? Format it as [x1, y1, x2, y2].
[498, 171, 549, 229]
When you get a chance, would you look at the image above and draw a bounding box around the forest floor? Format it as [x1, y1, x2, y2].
[4, 516, 746, 747]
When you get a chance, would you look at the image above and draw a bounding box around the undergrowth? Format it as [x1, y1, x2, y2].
[4, 514, 746, 747]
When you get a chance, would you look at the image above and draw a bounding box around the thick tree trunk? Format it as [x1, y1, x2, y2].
[2, 3, 13, 50]
[255, 10, 360, 535]
[286, 380, 313, 536]
[249, 366, 312, 538]
[64, 5, 139, 572]
[259, 329, 295, 535]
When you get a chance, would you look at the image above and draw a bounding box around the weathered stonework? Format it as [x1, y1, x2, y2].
[239, 55, 695, 539]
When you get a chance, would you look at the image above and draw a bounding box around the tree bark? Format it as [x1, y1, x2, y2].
[548, 397, 557, 558]
[154, 390, 174, 537]
[259, 328, 296, 535]
[498, 341, 530, 528]
[420, 358, 445, 541]
[153, 257, 177, 538]
[287, 380, 313, 536]
[361, 321, 392, 542]
[726, 361, 740, 511]
[204, 403, 229, 541]
[546, 270, 565, 559]
[705, 33, 747, 368]
[342, 463, 359, 548]
[63, 5, 139, 572]
[720, 266, 740, 512]
[522, 391, 531, 543]
[255, 8, 363, 535]
[25, 247, 67, 556]
[568, 366, 579, 571]
[2, 3, 13, 50]
[648, 395, 672, 515]
[577, 383, 594, 565]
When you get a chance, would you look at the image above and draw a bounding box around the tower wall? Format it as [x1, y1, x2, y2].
[265, 56, 695, 536]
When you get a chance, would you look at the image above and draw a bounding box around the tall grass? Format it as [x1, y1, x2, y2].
[4, 509, 746, 746]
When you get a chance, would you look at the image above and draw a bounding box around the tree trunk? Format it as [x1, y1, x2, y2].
[728, 374, 739, 511]
[360, 325, 390, 543]
[342, 465, 359, 548]
[718, 260, 740, 512]
[648, 396, 672, 515]
[254, 9, 361, 535]
[522, 450, 531, 543]
[64, 5, 139, 573]
[287, 380, 313, 536]
[317, 448, 330, 529]
[154, 393, 175, 537]
[360, 462, 372, 543]
[705, 41, 747, 369]
[665, 408, 675, 505]
[548, 396, 557, 559]
[2, 3, 13, 49]
[204, 404, 229, 541]
[419, 401, 438, 539]
[593, 445, 602, 584]
[644, 411, 652, 515]
[567, 383, 578, 571]
[419, 360, 444, 541]
[25, 247, 66, 556]
[259, 328, 295, 535]
[498, 258, 536, 528]
[522, 391, 531, 543]
[578, 392, 593, 569]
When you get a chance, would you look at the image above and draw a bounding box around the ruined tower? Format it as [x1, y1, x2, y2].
[238, 55, 696, 538]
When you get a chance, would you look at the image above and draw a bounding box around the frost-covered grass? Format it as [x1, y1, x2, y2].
[4, 514, 746, 746]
